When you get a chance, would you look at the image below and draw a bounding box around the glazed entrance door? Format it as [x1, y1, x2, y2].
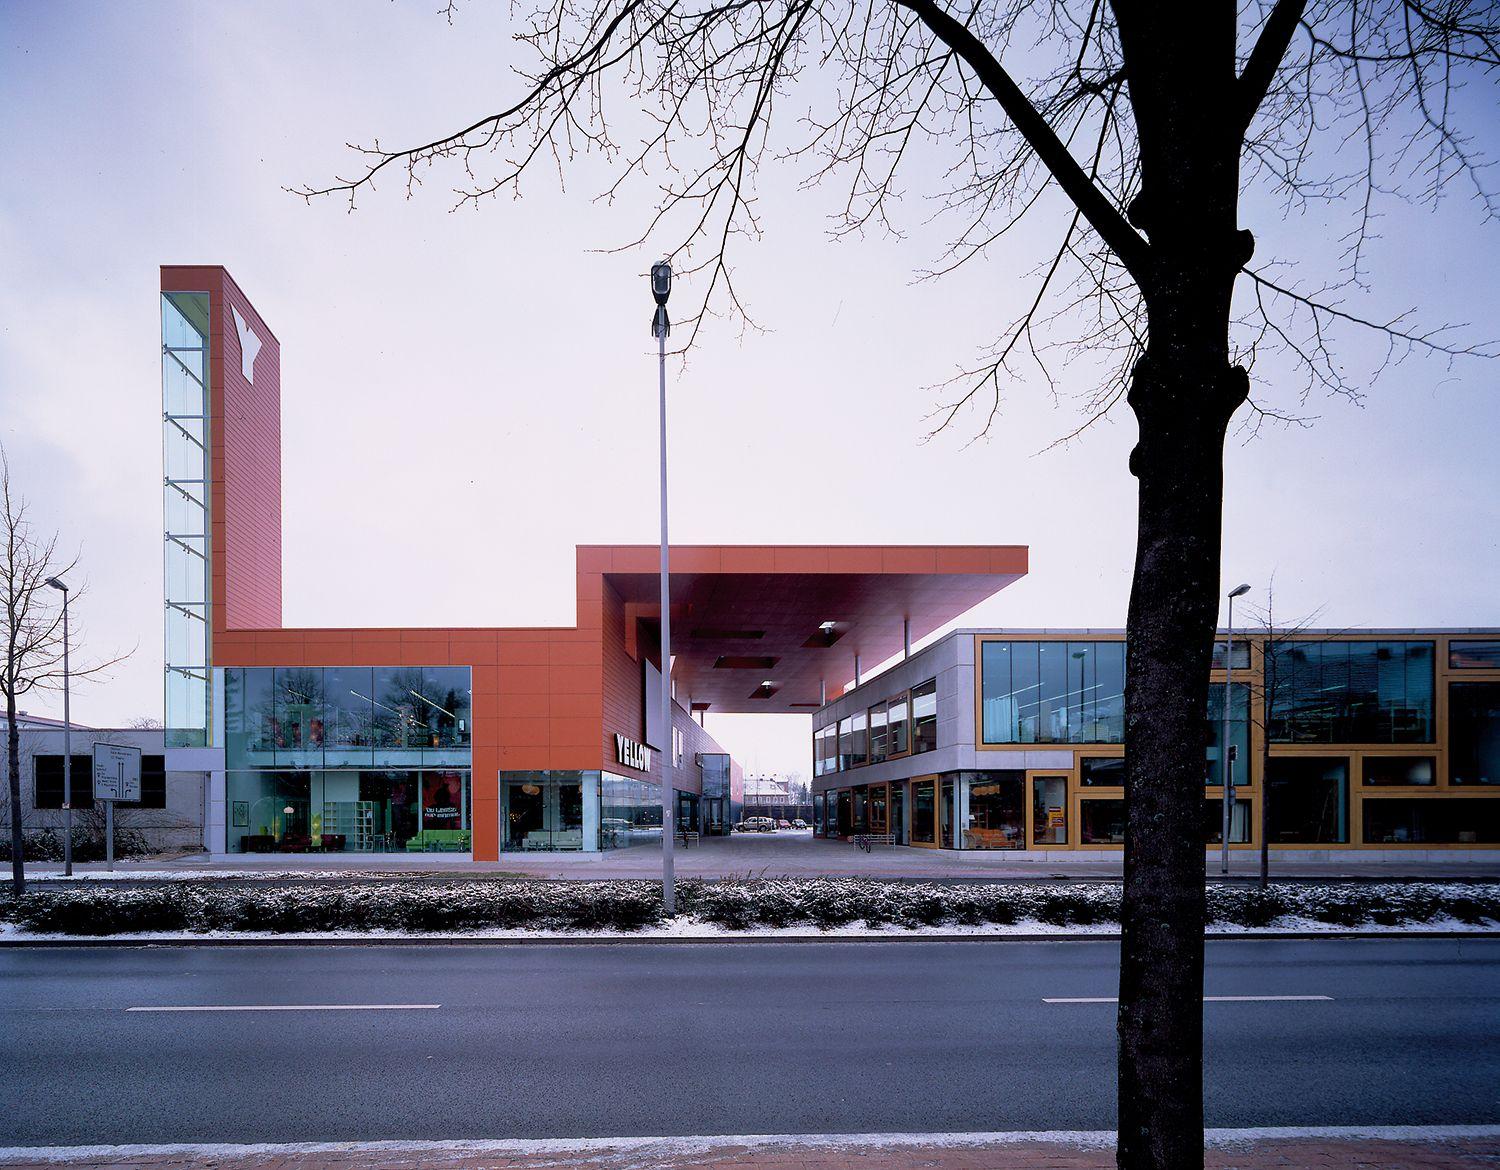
[910, 779, 937, 846]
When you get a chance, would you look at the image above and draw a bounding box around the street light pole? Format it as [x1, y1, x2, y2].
[650, 261, 675, 914]
[44, 577, 72, 877]
[1221, 583, 1251, 876]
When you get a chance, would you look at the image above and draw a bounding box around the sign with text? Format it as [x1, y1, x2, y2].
[615, 734, 653, 772]
[92, 744, 142, 803]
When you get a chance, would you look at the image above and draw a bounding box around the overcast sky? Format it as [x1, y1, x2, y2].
[2, 1, 1496, 776]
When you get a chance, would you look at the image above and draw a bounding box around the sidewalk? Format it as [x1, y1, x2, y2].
[24, 833, 1500, 884]
[4, 1131, 1499, 1169]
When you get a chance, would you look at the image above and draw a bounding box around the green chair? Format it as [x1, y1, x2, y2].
[405, 829, 472, 852]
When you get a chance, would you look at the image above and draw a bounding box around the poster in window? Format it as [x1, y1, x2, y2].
[232, 800, 250, 828]
[422, 772, 464, 829]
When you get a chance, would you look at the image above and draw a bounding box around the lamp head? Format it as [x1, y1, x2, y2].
[1228, 583, 1251, 599]
[650, 261, 672, 306]
[44, 577, 68, 593]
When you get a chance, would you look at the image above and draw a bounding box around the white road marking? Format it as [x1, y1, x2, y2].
[1, 1125, 1497, 1163]
[126, 1004, 441, 1013]
[1043, 994, 1333, 1004]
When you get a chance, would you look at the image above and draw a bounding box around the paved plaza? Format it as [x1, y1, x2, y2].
[24, 830, 1500, 883]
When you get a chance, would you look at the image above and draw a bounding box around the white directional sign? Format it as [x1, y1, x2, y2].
[92, 744, 142, 803]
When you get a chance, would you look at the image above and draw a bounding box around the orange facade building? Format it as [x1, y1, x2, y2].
[161, 266, 1028, 860]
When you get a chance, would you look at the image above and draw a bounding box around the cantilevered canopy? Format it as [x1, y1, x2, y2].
[591, 545, 1027, 714]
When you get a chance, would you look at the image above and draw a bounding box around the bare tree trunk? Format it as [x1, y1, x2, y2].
[7, 689, 23, 897]
[1117, 280, 1245, 1170]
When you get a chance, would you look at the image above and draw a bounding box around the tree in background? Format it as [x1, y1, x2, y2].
[1, 449, 118, 896]
[298, 4, 1499, 1165]
[1240, 585, 1342, 888]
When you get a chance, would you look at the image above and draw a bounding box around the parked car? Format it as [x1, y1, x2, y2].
[743, 816, 776, 833]
[792, 818, 808, 829]
[777, 819, 793, 830]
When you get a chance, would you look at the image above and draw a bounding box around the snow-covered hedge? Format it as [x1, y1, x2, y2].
[2, 880, 662, 936]
[1, 878, 1496, 936]
[679, 879, 1500, 930]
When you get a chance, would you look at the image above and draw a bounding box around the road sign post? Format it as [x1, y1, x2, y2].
[92, 744, 142, 872]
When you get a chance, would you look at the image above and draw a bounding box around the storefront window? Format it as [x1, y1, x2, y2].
[852, 786, 868, 834]
[1266, 757, 1348, 843]
[940, 778, 955, 848]
[504, 771, 586, 851]
[1080, 799, 1125, 844]
[1450, 682, 1500, 785]
[868, 784, 888, 833]
[813, 792, 827, 835]
[600, 772, 661, 848]
[1032, 776, 1067, 845]
[226, 768, 470, 853]
[1363, 798, 1500, 844]
[1201, 798, 1252, 844]
[889, 782, 906, 843]
[912, 679, 938, 754]
[962, 771, 1024, 849]
[836, 788, 853, 836]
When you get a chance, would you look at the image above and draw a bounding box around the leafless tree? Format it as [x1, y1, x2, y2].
[294, 3, 1499, 1165]
[1239, 581, 1331, 887]
[2, 448, 122, 896]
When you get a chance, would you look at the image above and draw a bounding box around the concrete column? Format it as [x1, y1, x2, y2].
[855, 654, 861, 688]
[903, 617, 911, 659]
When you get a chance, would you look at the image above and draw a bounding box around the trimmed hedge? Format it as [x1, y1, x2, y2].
[1, 878, 1496, 936]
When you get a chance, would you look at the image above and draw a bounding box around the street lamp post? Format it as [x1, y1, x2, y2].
[650, 260, 676, 914]
[44, 577, 73, 877]
[1221, 583, 1251, 875]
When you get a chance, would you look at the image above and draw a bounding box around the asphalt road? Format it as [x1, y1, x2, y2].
[2, 938, 1498, 1146]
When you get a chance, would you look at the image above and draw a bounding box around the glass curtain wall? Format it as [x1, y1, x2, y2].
[1268, 641, 1434, 743]
[224, 665, 473, 853]
[162, 291, 212, 748]
[981, 641, 1126, 744]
